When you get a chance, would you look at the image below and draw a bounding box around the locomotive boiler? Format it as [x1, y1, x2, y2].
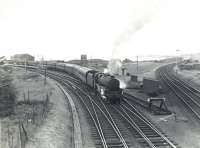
[95, 73, 120, 90]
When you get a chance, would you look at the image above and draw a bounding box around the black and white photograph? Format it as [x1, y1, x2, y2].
[0, 0, 200, 147]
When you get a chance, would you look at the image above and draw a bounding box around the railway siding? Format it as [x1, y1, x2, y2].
[156, 64, 200, 148]
[47, 68, 177, 148]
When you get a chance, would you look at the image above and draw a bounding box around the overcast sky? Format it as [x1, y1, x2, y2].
[0, 0, 200, 61]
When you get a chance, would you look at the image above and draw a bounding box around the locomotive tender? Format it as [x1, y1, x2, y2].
[48, 63, 122, 104]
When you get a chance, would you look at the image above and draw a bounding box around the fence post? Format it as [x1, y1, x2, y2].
[19, 122, 22, 148]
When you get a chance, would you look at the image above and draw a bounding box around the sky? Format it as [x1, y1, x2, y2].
[0, 0, 200, 61]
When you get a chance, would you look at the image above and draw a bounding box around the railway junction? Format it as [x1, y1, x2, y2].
[1, 59, 200, 148]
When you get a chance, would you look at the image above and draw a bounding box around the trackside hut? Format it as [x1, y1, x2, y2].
[143, 77, 160, 95]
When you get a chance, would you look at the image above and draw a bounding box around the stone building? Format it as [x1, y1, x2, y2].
[11, 54, 35, 62]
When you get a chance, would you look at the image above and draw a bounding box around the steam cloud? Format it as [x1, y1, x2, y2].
[107, 59, 122, 75]
[113, 19, 150, 58]
[108, 20, 151, 75]
[108, 0, 159, 75]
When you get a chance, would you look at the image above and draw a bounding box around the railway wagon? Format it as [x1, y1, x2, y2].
[142, 78, 161, 96]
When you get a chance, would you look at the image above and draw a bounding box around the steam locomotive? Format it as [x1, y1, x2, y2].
[47, 63, 122, 104]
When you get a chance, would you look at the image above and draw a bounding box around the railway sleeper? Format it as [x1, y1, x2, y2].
[134, 134, 161, 139]
[141, 142, 170, 147]
[142, 130, 160, 134]
[139, 127, 157, 130]
[95, 144, 124, 148]
[138, 138, 170, 146]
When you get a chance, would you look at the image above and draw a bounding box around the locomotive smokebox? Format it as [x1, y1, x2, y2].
[96, 74, 120, 90]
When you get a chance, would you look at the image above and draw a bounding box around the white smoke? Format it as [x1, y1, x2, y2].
[112, 17, 155, 59]
[112, 19, 150, 59]
[107, 59, 122, 75]
[119, 79, 126, 89]
[103, 68, 109, 73]
[106, 0, 160, 90]
[108, 0, 159, 74]
[112, 0, 159, 59]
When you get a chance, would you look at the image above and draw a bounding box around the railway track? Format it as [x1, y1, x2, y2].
[14, 65, 178, 148]
[113, 98, 177, 148]
[122, 92, 172, 115]
[35, 68, 129, 148]
[157, 64, 200, 121]
[68, 83, 129, 148]
[46, 69, 178, 148]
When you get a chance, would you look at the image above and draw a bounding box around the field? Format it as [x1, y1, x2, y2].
[0, 66, 72, 148]
[177, 68, 200, 89]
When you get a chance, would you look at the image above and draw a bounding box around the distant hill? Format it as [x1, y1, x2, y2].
[182, 53, 200, 61]
[67, 59, 82, 65]
[66, 59, 108, 71]
[67, 59, 108, 64]
[88, 59, 108, 65]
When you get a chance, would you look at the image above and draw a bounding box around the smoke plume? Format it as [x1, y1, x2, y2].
[107, 59, 122, 75]
[113, 19, 150, 58]
[108, 0, 159, 75]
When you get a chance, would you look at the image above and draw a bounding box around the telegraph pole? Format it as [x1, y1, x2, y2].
[42, 56, 44, 69]
[44, 61, 47, 85]
[136, 56, 139, 74]
[44, 67, 47, 85]
[176, 49, 180, 74]
[24, 58, 27, 72]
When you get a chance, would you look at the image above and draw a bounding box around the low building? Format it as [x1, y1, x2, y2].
[80, 54, 88, 66]
[179, 63, 195, 70]
[193, 64, 200, 70]
[142, 78, 161, 96]
[81, 54, 87, 61]
[11, 54, 35, 62]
